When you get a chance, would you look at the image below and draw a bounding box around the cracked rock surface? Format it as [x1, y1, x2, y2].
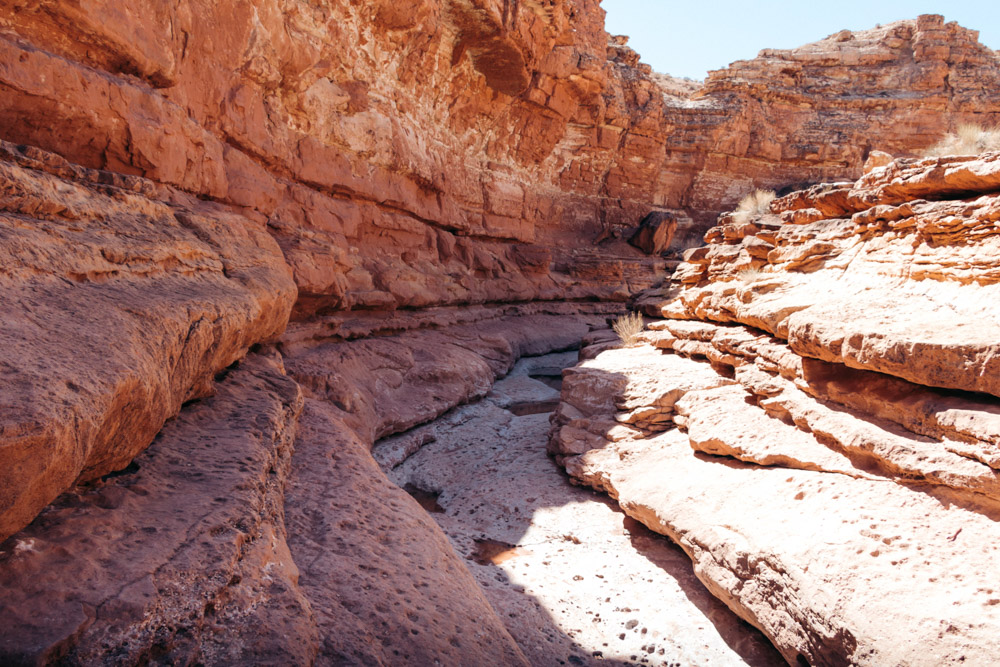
[554, 152, 1000, 665]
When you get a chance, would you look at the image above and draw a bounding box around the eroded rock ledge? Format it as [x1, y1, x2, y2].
[551, 153, 1000, 665]
[0, 142, 296, 542]
[1, 307, 609, 663]
[0, 131, 616, 664]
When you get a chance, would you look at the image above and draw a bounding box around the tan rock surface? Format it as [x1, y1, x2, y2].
[384, 352, 784, 665]
[657, 152, 1000, 398]
[551, 340, 1000, 666]
[552, 148, 1000, 664]
[3, 0, 1000, 662]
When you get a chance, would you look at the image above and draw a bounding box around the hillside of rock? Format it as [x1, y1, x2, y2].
[551, 151, 1000, 664]
[1, 3, 998, 317]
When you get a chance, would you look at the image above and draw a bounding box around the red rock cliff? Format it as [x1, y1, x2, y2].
[1, 5, 997, 319]
[1, 2, 1000, 662]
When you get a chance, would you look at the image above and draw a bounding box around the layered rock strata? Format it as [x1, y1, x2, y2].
[1, 0, 1000, 662]
[0, 141, 295, 542]
[0, 136, 618, 662]
[1, 311, 606, 663]
[551, 152, 1000, 664]
[0, 3, 998, 303]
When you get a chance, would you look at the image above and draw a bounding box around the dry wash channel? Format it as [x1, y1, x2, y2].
[378, 349, 784, 666]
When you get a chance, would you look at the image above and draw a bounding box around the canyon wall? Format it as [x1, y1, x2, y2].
[1, 3, 998, 323]
[551, 151, 1000, 665]
[2, 0, 1000, 662]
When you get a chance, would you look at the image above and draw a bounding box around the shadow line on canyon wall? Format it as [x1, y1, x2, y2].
[621, 513, 785, 666]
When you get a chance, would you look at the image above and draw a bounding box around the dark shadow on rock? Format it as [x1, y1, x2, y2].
[622, 516, 785, 667]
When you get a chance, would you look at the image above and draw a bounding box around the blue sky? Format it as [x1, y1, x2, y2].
[601, 0, 1000, 80]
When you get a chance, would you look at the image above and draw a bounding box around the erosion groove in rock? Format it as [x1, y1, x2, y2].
[0, 311, 606, 663]
[552, 151, 1000, 664]
[282, 313, 603, 444]
[382, 352, 785, 665]
[285, 399, 530, 666]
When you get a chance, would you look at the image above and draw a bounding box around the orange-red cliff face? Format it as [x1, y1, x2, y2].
[2, 2, 1000, 662]
[1, 4, 998, 321]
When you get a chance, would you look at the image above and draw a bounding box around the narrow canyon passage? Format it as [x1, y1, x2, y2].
[378, 352, 784, 666]
[4, 0, 1000, 661]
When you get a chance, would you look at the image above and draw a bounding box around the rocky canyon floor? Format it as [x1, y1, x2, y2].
[3, 0, 1000, 663]
[381, 352, 784, 666]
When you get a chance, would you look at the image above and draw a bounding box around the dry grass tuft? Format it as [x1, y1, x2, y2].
[926, 123, 1000, 157]
[736, 267, 765, 283]
[732, 189, 776, 224]
[612, 311, 645, 347]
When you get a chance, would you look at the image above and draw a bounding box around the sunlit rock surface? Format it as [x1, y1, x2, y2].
[553, 152, 1000, 665]
[1, 0, 1000, 661]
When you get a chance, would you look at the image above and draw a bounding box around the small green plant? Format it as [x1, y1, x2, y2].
[732, 189, 776, 224]
[612, 311, 645, 347]
[926, 123, 1000, 157]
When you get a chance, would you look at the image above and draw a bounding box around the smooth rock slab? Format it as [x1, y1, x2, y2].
[385, 353, 784, 666]
[553, 343, 1000, 666]
[284, 399, 530, 666]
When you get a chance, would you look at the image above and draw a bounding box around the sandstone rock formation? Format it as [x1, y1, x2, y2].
[551, 151, 1000, 664]
[1, 0, 1000, 662]
[1, 313, 603, 664]
[0, 141, 296, 542]
[0, 3, 997, 305]
[382, 351, 785, 666]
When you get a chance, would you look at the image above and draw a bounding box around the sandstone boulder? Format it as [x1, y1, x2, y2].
[628, 211, 677, 255]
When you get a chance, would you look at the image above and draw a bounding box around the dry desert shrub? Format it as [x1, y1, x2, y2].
[736, 267, 764, 283]
[926, 123, 1000, 157]
[612, 311, 645, 347]
[732, 189, 776, 224]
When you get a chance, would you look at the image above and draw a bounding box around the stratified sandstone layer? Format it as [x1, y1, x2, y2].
[551, 152, 1000, 664]
[1, 312, 607, 664]
[2, 0, 1000, 662]
[1, 3, 998, 304]
[0, 142, 295, 542]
